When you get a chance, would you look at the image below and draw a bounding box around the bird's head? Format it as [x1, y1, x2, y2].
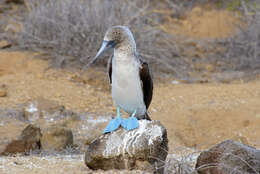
[92, 26, 136, 62]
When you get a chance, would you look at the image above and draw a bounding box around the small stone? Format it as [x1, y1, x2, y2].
[0, 89, 7, 97]
[205, 64, 215, 72]
[196, 140, 260, 174]
[231, 134, 249, 145]
[5, 21, 22, 33]
[0, 40, 11, 49]
[69, 74, 87, 84]
[255, 113, 260, 118]
[1, 124, 42, 156]
[0, 108, 27, 122]
[35, 97, 65, 114]
[23, 97, 65, 121]
[0, 84, 6, 88]
[5, 0, 24, 4]
[41, 126, 73, 151]
[85, 120, 168, 174]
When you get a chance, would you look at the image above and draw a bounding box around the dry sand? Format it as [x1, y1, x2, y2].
[0, 50, 260, 173]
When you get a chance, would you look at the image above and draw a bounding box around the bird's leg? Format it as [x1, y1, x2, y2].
[121, 109, 139, 131]
[131, 110, 137, 117]
[116, 107, 121, 118]
[103, 106, 123, 133]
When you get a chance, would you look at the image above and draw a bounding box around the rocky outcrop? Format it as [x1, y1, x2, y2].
[0, 40, 11, 49]
[0, 89, 7, 97]
[0, 84, 7, 97]
[1, 124, 42, 155]
[5, 0, 24, 4]
[0, 100, 109, 152]
[23, 97, 65, 122]
[196, 140, 260, 174]
[85, 120, 168, 174]
[40, 126, 73, 151]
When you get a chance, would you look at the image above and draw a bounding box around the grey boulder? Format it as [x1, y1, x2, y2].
[85, 120, 168, 174]
[1, 124, 42, 155]
[196, 140, 260, 174]
[40, 126, 73, 151]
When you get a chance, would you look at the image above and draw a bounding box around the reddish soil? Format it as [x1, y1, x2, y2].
[1, 51, 260, 153]
[162, 6, 243, 39]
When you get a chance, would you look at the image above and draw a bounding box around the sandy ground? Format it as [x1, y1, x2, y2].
[163, 6, 243, 39]
[1, 50, 260, 150]
[1, 50, 260, 149]
[0, 2, 259, 173]
[0, 51, 260, 173]
[0, 154, 154, 174]
[0, 51, 197, 174]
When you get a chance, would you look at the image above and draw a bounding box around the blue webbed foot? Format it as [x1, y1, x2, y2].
[103, 117, 122, 133]
[121, 110, 139, 131]
[104, 106, 122, 133]
[124, 116, 139, 131]
[121, 118, 128, 130]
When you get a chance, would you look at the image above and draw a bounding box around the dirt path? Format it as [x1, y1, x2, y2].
[1, 51, 260, 154]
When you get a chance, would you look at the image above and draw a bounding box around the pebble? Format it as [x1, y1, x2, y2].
[0, 89, 7, 97]
[0, 40, 11, 49]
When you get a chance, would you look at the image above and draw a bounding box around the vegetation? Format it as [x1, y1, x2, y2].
[16, 0, 260, 80]
[19, 0, 159, 68]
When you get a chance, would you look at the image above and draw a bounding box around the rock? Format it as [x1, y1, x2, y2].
[196, 140, 260, 174]
[1, 124, 42, 155]
[231, 134, 249, 145]
[0, 108, 27, 122]
[40, 126, 73, 151]
[0, 84, 7, 97]
[0, 89, 7, 97]
[35, 98, 65, 114]
[21, 124, 42, 141]
[85, 120, 168, 174]
[60, 114, 109, 151]
[0, 113, 28, 153]
[213, 71, 246, 83]
[0, 40, 11, 49]
[84, 125, 104, 146]
[5, 20, 23, 34]
[23, 97, 65, 122]
[5, 0, 23, 4]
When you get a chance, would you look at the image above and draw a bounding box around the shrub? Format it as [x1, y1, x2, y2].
[19, 0, 160, 68]
[18, 0, 260, 81]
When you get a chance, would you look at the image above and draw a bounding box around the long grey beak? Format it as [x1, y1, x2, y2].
[84, 40, 116, 69]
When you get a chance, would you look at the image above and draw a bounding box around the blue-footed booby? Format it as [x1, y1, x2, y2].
[90, 26, 153, 133]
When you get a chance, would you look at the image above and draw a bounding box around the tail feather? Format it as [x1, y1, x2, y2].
[136, 112, 151, 120]
[144, 112, 151, 120]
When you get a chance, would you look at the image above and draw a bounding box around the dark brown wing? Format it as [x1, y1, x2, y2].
[107, 55, 113, 84]
[139, 59, 153, 109]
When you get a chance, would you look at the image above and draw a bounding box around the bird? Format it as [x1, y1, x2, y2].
[90, 26, 153, 133]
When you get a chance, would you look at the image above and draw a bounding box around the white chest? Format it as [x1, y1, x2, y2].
[111, 54, 146, 116]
